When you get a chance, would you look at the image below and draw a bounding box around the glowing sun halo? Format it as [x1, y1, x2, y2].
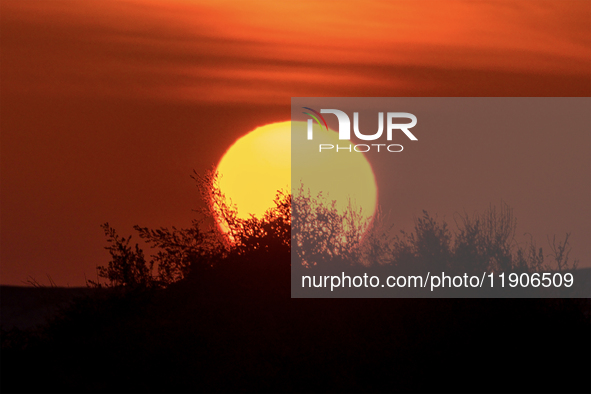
[215, 121, 377, 231]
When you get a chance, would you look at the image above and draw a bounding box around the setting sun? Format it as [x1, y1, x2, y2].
[216, 122, 291, 222]
[215, 121, 377, 231]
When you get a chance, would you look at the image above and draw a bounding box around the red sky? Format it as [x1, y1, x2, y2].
[1, 0, 590, 285]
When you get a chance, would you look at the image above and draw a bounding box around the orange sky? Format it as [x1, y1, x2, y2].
[3, 0, 590, 102]
[1, 0, 590, 285]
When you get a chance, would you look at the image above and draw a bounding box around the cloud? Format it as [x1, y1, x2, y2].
[2, 0, 590, 102]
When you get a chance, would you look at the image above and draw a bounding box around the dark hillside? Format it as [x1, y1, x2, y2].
[2, 253, 589, 392]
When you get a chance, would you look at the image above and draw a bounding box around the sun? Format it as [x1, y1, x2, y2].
[216, 122, 291, 222]
[215, 120, 377, 231]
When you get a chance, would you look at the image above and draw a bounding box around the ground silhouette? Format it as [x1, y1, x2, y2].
[1, 172, 589, 392]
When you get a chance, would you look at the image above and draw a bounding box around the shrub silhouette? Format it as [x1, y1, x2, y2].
[90, 170, 293, 288]
[291, 184, 376, 269]
[387, 203, 577, 276]
[196, 169, 291, 257]
[88, 223, 155, 288]
[90, 170, 578, 289]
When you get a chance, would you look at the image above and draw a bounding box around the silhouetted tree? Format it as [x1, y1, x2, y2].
[90, 170, 293, 288]
[292, 186, 366, 268]
[387, 202, 577, 275]
[88, 223, 156, 288]
[133, 219, 210, 285]
[195, 169, 291, 256]
[90, 170, 578, 289]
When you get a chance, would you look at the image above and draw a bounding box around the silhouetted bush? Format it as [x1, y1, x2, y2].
[90, 170, 292, 288]
[385, 203, 577, 276]
[88, 223, 156, 288]
[90, 171, 578, 290]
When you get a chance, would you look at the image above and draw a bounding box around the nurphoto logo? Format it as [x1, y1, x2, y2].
[303, 107, 418, 152]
